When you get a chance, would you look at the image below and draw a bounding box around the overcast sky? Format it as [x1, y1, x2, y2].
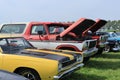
[0, 0, 119, 23]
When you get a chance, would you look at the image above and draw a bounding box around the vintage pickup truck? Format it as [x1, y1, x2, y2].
[0, 18, 98, 61]
[82, 19, 108, 54]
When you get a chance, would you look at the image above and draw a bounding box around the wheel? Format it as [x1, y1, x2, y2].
[96, 48, 104, 55]
[83, 57, 90, 63]
[18, 69, 41, 80]
[113, 42, 120, 52]
[104, 45, 110, 53]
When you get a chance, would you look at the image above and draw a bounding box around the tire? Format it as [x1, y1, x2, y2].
[113, 42, 120, 52]
[96, 48, 104, 55]
[83, 57, 90, 63]
[18, 69, 41, 80]
[104, 45, 110, 53]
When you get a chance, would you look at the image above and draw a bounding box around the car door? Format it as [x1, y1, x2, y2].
[29, 25, 49, 40]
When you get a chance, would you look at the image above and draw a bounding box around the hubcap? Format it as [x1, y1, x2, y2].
[22, 72, 36, 80]
[104, 46, 110, 52]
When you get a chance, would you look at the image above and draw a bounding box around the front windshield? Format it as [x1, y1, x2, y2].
[0, 37, 34, 54]
[0, 24, 26, 34]
[110, 33, 118, 37]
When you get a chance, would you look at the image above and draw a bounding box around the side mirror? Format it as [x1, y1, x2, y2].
[37, 31, 43, 35]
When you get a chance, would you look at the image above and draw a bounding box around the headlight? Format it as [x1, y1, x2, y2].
[76, 54, 83, 62]
[58, 62, 62, 71]
[82, 42, 88, 51]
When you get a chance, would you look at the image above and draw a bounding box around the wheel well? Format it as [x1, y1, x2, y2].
[14, 67, 41, 80]
[59, 47, 76, 51]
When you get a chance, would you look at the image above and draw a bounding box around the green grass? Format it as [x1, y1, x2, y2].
[63, 52, 120, 80]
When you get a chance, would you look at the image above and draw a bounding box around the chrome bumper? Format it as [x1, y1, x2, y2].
[112, 46, 120, 51]
[53, 63, 84, 80]
[83, 47, 98, 57]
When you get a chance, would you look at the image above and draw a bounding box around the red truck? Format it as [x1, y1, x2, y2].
[82, 19, 108, 54]
[0, 18, 98, 61]
[52, 19, 107, 54]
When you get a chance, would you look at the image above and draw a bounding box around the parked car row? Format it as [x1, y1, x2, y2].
[0, 18, 111, 80]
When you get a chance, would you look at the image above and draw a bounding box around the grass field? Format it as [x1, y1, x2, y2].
[64, 52, 120, 80]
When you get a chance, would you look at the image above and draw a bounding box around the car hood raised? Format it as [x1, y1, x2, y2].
[59, 18, 96, 37]
[83, 19, 107, 35]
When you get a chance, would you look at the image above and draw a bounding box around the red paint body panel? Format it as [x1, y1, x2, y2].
[23, 18, 96, 41]
[60, 18, 96, 37]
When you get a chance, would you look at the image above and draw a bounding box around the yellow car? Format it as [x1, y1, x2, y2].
[0, 36, 84, 80]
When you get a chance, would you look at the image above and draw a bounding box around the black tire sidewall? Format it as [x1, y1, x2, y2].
[19, 69, 41, 80]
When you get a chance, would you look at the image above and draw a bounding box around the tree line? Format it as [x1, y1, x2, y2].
[101, 20, 120, 32]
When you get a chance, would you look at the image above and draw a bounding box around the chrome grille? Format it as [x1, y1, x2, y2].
[62, 59, 76, 67]
[88, 40, 97, 48]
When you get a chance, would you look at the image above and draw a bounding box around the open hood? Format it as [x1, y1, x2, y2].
[60, 18, 96, 37]
[83, 19, 107, 36]
[90, 19, 107, 32]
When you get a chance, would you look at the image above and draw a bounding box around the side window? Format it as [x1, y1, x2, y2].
[49, 26, 64, 34]
[0, 39, 7, 45]
[49, 27, 55, 34]
[31, 25, 46, 35]
[0, 24, 26, 33]
[0, 39, 8, 52]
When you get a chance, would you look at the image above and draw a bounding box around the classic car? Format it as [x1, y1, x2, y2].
[96, 32, 120, 52]
[106, 32, 120, 52]
[0, 36, 84, 80]
[0, 70, 29, 80]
